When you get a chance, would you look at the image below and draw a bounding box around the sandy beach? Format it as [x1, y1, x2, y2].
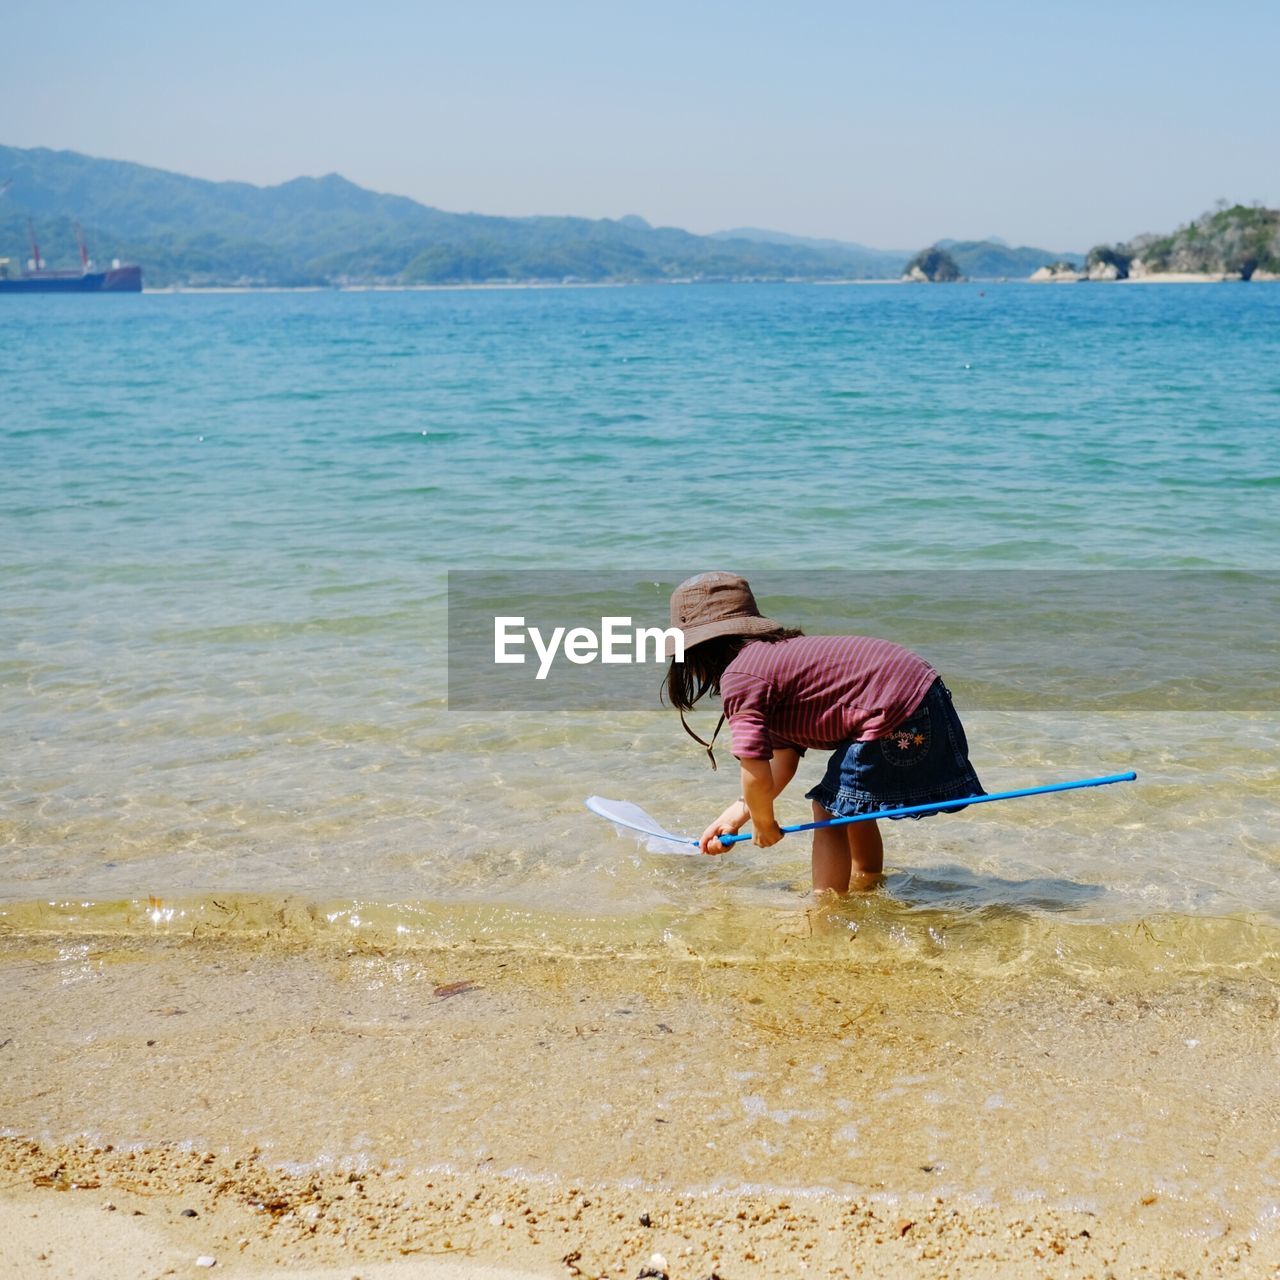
[2, 924, 1278, 1279]
[1122, 273, 1243, 284]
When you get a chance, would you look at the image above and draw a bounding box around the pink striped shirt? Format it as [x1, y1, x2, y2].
[719, 636, 939, 760]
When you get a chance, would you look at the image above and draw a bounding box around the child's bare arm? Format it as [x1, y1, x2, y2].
[768, 748, 800, 795]
[699, 749, 799, 853]
[740, 758, 783, 846]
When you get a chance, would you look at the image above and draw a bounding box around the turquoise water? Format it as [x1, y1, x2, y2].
[2, 284, 1278, 961]
[5, 284, 1279, 570]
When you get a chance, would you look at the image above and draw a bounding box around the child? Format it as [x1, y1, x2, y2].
[664, 572, 984, 894]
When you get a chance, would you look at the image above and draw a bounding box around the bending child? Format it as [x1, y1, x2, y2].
[664, 572, 984, 894]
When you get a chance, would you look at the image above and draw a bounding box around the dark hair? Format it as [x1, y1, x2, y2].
[663, 627, 804, 768]
[662, 628, 798, 712]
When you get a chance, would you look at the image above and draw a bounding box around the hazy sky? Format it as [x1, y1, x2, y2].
[3, 0, 1277, 250]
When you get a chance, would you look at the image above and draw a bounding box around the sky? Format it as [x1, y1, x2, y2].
[2, 0, 1277, 251]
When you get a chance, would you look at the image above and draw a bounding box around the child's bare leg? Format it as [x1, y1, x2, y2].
[811, 801, 851, 894]
[812, 801, 882, 895]
[846, 818, 883, 892]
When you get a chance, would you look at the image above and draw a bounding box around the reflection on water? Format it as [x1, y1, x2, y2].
[1, 708, 1276, 987]
[2, 290, 1277, 973]
[3, 884, 1278, 990]
[1, 706, 1276, 934]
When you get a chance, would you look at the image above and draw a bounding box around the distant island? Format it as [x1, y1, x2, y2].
[1082, 203, 1280, 281]
[903, 247, 963, 282]
[1, 145, 1275, 287]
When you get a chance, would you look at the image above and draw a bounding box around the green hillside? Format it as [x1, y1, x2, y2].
[1087, 204, 1280, 279]
[0, 145, 893, 286]
[937, 239, 1083, 278]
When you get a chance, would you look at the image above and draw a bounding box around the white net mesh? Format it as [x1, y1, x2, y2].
[584, 796, 701, 856]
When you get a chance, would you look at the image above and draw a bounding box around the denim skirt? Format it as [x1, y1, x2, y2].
[804, 679, 984, 819]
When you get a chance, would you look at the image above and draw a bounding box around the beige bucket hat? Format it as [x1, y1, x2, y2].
[667, 572, 780, 655]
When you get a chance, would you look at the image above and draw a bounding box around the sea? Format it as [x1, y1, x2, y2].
[1, 283, 1278, 1226]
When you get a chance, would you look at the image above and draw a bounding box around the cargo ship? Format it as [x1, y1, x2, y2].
[0, 220, 141, 293]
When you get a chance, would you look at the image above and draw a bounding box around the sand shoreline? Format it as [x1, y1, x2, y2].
[143, 279, 898, 293]
[4, 1135, 1273, 1279]
[141, 275, 1279, 294]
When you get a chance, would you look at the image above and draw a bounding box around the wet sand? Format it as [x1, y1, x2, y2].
[1, 929, 1278, 1278]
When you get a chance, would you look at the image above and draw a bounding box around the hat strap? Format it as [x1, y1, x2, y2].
[679, 709, 726, 771]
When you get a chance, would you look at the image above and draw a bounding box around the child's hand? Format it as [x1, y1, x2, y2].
[699, 818, 741, 855]
[753, 818, 784, 848]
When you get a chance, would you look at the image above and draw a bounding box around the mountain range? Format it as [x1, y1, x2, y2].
[1, 144, 1078, 286]
[709, 227, 911, 278]
[713, 228, 1082, 280]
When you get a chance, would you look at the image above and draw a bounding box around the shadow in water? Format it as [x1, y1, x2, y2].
[883, 863, 1105, 913]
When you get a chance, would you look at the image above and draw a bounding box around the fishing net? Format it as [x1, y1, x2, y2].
[584, 796, 701, 855]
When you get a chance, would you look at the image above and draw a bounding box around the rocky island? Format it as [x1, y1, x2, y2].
[902, 246, 963, 282]
[1030, 261, 1084, 283]
[1075, 203, 1280, 282]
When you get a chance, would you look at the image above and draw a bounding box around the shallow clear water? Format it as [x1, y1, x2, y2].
[1, 284, 1278, 971]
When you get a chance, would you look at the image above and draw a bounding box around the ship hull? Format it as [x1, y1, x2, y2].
[0, 266, 142, 294]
